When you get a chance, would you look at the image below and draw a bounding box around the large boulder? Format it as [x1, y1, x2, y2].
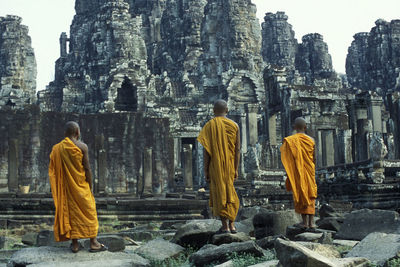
[319, 204, 343, 219]
[336, 209, 400, 240]
[236, 206, 269, 222]
[83, 235, 125, 252]
[7, 246, 149, 267]
[275, 238, 370, 267]
[295, 232, 324, 242]
[253, 210, 300, 239]
[171, 219, 220, 248]
[256, 235, 287, 250]
[235, 218, 254, 236]
[211, 232, 251, 246]
[135, 238, 184, 261]
[21, 233, 37, 246]
[36, 230, 69, 247]
[316, 217, 342, 232]
[296, 242, 341, 258]
[346, 232, 400, 266]
[189, 241, 265, 266]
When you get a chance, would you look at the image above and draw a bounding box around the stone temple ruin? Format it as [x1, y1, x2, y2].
[1, 0, 400, 222]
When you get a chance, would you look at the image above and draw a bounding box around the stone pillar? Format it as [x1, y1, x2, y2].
[240, 114, 248, 153]
[8, 139, 18, 192]
[246, 104, 258, 146]
[322, 130, 334, 167]
[142, 148, 153, 197]
[343, 129, 353, 164]
[355, 105, 370, 161]
[97, 150, 107, 193]
[368, 96, 383, 132]
[317, 131, 323, 167]
[59, 32, 68, 58]
[183, 144, 193, 191]
[268, 113, 277, 145]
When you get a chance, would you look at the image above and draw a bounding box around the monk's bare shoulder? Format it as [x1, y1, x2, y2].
[73, 140, 88, 154]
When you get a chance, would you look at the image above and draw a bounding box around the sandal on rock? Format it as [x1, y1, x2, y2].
[89, 243, 108, 253]
[215, 228, 230, 235]
[70, 243, 82, 253]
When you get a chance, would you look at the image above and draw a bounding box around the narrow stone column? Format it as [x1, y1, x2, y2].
[368, 96, 383, 132]
[183, 144, 193, 191]
[355, 105, 370, 161]
[246, 104, 258, 146]
[322, 130, 335, 167]
[8, 139, 18, 192]
[142, 148, 153, 197]
[97, 149, 107, 193]
[240, 114, 248, 153]
[268, 113, 277, 145]
[343, 129, 353, 164]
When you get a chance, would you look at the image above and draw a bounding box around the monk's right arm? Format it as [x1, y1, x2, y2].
[203, 148, 211, 183]
[81, 144, 93, 190]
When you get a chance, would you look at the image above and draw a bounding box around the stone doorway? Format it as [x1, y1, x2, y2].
[115, 77, 138, 111]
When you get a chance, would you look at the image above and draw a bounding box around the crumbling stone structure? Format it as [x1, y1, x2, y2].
[1, 4, 400, 211]
[0, 15, 36, 108]
[346, 19, 400, 94]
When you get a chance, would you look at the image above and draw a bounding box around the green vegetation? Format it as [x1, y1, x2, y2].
[148, 247, 196, 267]
[387, 258, 400, 267]
[335, 245, 353, 256]
[228, 251, 277, 267]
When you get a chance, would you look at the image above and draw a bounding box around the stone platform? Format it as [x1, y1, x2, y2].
[0, 194, 208, 225]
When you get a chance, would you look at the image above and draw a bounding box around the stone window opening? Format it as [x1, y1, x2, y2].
[115, 77, 138, 112]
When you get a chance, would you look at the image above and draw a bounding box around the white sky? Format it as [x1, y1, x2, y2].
[0, 0, 399, 91]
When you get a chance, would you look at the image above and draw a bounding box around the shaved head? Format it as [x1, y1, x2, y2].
[65, 121, 80, 138]
[294, 117, 307, 132]
[213, 99, 228, 115]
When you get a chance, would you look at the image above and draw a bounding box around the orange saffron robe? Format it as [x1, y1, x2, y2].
[49, 137, 98, 241]
[197, 117, 240, 221]
[280, 133, 317, 215]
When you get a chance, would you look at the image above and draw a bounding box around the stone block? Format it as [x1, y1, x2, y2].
[346, 232, 400, 266]
[135, 238, 184, 262]
[336, 209, 400, 240]
[189, 241, 265, 267]
[211, 232, 251, 246]
[253, 210, 300, 239]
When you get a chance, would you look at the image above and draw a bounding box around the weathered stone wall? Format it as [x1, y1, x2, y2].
[346, 19, 400, 93]
[295, 33, 335, 84]
[0, 15, 36, 108]
[262, 12, 297, 72]
[38, 0, 149, 113]
[262, 12, 338, 87]
[0, 107, 174, 195]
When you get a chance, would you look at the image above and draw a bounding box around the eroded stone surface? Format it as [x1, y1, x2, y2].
[346, 232, 400, 266]
[7, 246, 149, 267]
[0, 15, 36, 109]
[135, 238, 184, 261]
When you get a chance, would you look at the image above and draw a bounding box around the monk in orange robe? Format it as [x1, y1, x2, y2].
[49, 121, 107, 253]
[280, 117, 317, 229]
[198, 100, 241, 234]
